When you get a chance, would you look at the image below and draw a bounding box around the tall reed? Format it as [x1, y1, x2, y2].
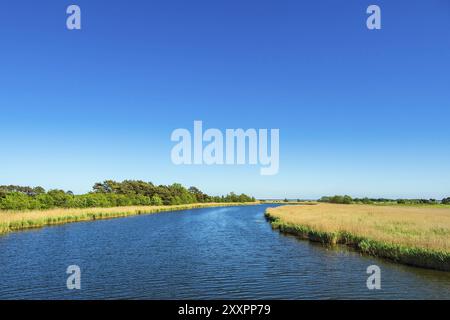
[0, 202, 258, 235]
[265, 204, 450, 271]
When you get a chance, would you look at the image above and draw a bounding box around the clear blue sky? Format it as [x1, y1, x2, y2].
[1, 0, 449, 199]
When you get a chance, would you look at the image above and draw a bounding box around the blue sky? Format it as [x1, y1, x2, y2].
[1, 0, 449, 199]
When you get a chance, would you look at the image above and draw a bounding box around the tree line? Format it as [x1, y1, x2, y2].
[318, 195, 450, 205]
[0, 180, 256, 211]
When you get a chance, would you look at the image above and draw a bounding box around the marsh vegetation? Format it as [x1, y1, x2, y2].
[0, 202, 258, 235]
[266, 204, 450, 271]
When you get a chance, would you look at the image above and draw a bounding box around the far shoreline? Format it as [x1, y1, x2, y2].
[0, 202, 261, 236]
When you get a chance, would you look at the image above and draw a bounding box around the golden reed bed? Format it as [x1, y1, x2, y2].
[266, 203, 450, 271]
[0, 202, 258, 234]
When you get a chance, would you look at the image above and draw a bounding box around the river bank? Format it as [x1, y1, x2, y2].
[0, 202, 259, 235]
[265, 204, 450, 271]
[3, 203, 449, 299]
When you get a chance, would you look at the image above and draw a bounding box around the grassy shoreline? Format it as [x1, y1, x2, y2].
[265, 204, 450, 272]
[0, 202, 259, 235]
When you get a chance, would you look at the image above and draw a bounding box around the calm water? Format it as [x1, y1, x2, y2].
[0, 204, 449, 299]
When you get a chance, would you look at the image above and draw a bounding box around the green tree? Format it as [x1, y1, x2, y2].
[151, 195, 163, 206]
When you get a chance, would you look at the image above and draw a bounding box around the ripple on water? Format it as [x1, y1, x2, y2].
[0, 204, 449, 299]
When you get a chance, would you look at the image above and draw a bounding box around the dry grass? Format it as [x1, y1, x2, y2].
[0, 202, 258, 234]
[266, 203, 450, 270]
[0, 205, 171, 225]
[267, 203, 450, 252]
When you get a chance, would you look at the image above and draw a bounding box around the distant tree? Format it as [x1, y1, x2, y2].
[318, 196, 331, 203]
[47, 189, 72, 207]
[32, 186, 46, 196]
[92, 180, 117, 193]
[188, 186, 206, 202]
[342, 195, 353, 204]
[0, 181, 256, 210]
[151, 195, 163, 206]
[319, 195, 353, 204]
[442, 197, 450, 205]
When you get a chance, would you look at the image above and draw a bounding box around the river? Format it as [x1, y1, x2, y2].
[0, 204, 449, 299]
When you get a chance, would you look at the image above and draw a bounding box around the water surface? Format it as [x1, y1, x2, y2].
[0, 204, 449, 299]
